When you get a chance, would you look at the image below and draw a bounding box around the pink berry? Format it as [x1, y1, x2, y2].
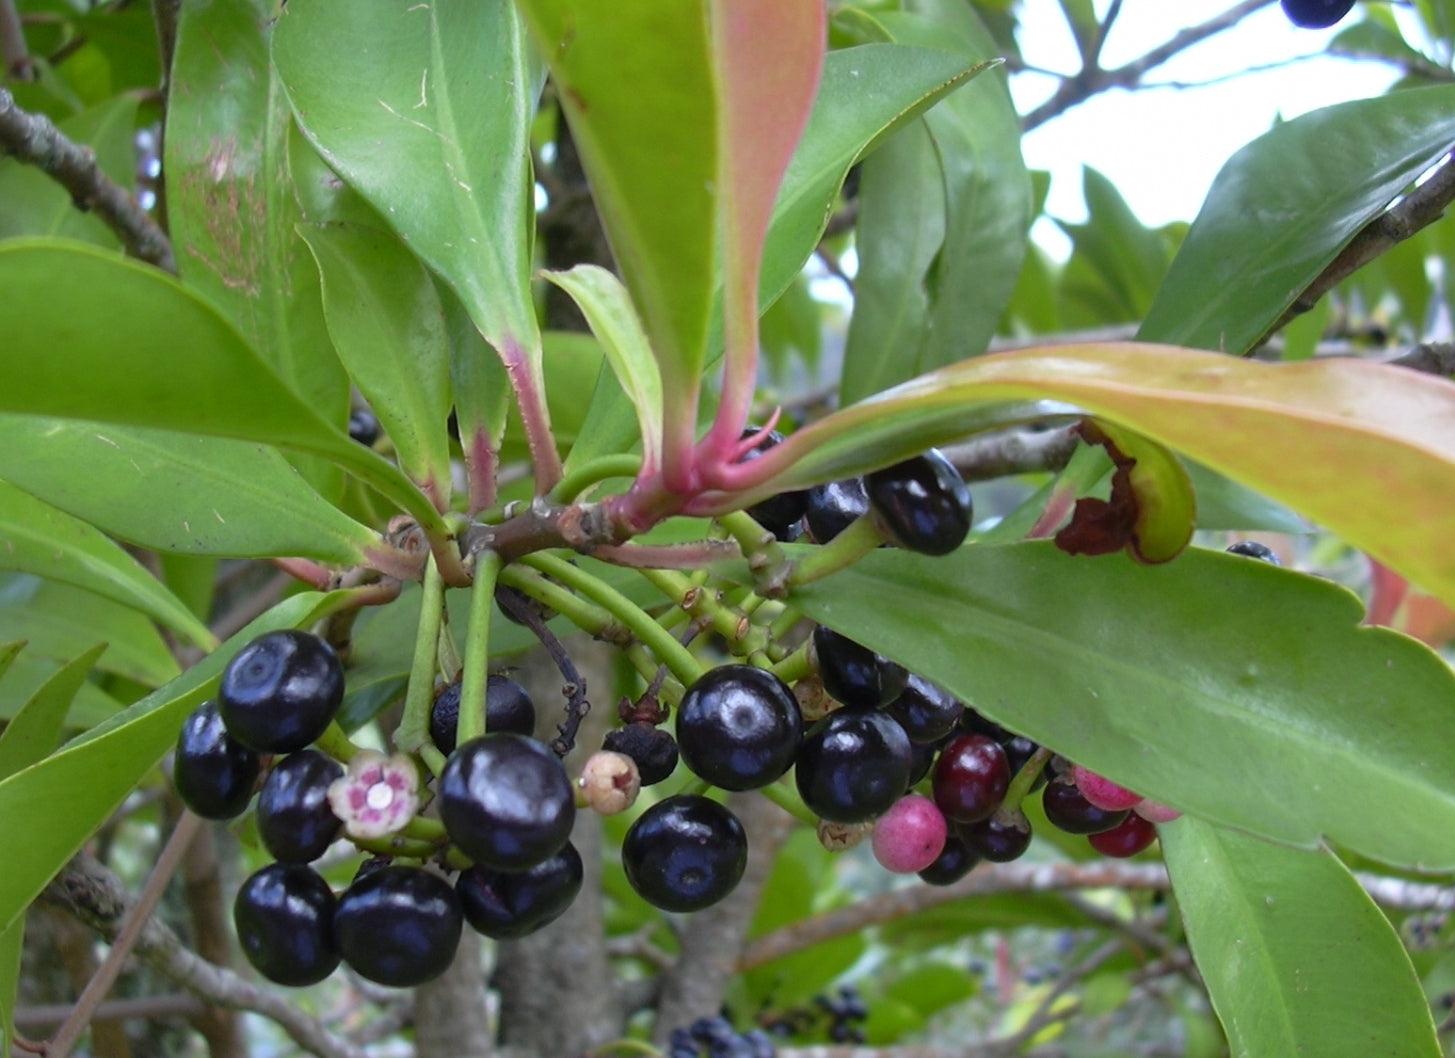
[1071, 764, 1143, 812]
[1132, 798, 1182, 824]
[871, 794, 948, 874]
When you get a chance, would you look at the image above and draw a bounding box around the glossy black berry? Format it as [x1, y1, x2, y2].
[456, 842, 584, 939]
[795, 708, 913, 823]
[174, 701, 260, 820]
[335, 865, 463, 987]
[804, 477, 870, 544]
[440, 733, 575, 871]
[1226, 540, 1281, 565]
[1001, 736, 1047, 792]
[932, 734, 1010, 823]
[622, 794, 747, 912]
[864, 448, 972, 555]
[677, 665, 802, 790]
[603, 723, 679, 786]
[430, 674, 537, 755]
[233, 863, 338, 986]
[217, 629, 344, 754]
[738, 427, 809, 538]
[812, 626, 907, 709]
[906, 738, 937, 788]
[917, 832, 981, 886]
[961, 810, 1032, 863]
[885, 674, 963, 744]
[1279, 0, 1355, 28]
[1041, 776, 1129, 835]
[347, 407, 381, 446]
[256, 749, 343, 863]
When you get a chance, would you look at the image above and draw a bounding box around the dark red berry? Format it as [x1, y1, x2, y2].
[335, 865, 463, 987]
[456, 842, 584, 939]
[1279, 0, 1355, 29]
[1041, 776, 1130, 835]
[795, 708, 913, 823]
[622, 794, 747, 912]
[440, 733, 575, 871]
[1226, 540, 1281, 565]
[1088, 812, 1159, 858]
[602, 723, 679, 786]
[430, 674, 537, 755]
[885, 675, 963, 744]
[932, 734, 1010, 823]
[738, 426, 809, 538]
[256, 749, 343, 863]
[233, 863, 338, 986]
[677, 665, 802, 790]
[961, 809, 1032, 863]
[864, 448, 972, 555]
[218, 629, 344, 754]
[804, 477, 870, 543]
[917, 832, 982, 886]
[174, 701, 260, 820]
[812, 626, 907, 709]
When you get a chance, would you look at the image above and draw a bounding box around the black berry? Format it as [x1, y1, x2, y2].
[1041, 775, 1129, 835]
[456, 842, 584, 939]
[1226, 540, 1281, 565]
[917, 831, 982, 886]
[440, 733, 576, 871]
[812, 626, 907, 709]
[347, 407, 381, 446]
[217, 629, 344, 754]
[603, 723, 679, 785]
[804, 477, 870, 543]
[794, 708, 913, 823]
[621, 794, 747, 912]
[233, 863, 338, 986]
[738, 426, 809, 538]
[677, 665, 802, 790]
[255, 749, 343, 863]
[864, 448, 972, 555]
[1001, 736, 1047, 791]
[932, 734, 1010, 823]
[430, 674, 537, 755]
[173, 701, 260, 820]
[961, 810, 1032, 862]
[1279, 0, 1355, 28]
[335, 865, 463, 987]
[885, 674, 963, 743]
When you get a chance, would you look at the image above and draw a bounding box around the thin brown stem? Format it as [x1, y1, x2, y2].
[0, 0, 32, 78]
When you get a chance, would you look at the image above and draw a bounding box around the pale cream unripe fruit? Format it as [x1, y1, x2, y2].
[578, 750, 641, 815]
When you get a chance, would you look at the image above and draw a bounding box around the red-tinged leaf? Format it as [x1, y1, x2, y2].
[724, 343, 1455, 609]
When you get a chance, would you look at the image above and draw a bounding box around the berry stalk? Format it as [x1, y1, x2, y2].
[394, 555, 448, 770]
[456, 549, 503, 747]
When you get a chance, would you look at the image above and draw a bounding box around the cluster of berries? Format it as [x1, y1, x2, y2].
[174, 629, 583, 988]
[666, 1016, 776, 1058]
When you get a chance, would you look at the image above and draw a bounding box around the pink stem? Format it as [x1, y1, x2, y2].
[499, 334, 563, 494]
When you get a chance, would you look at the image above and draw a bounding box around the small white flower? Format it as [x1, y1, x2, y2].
[328, 750, 420, 839]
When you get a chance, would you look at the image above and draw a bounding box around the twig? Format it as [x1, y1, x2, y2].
[495, 583, 592, 756]
[13, 994, 205, 1028]
[986, 939, 1125, 1058]
[940, 422, 1081, 483]
[1024, 0, 1276, 131]
[1260, 150, 1455, 344]
[0, 87, 175, 272]
[0, 0, 32, 78]
[42, 849, 368, 1058]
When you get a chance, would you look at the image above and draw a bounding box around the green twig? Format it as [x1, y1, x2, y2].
[550, 453, 642, 503]
[457, 550, 502, 747]
[394, 556, 447, 766]
[784, 515, 886, 588]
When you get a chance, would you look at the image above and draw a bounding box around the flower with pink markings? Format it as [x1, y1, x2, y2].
[328, 750, 420, 839]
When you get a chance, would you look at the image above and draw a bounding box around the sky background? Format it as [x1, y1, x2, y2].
[1009, 1, 1409, 255]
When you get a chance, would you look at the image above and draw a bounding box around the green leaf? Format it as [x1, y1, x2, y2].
[0, 590, 347, 938]
[543, 266, 664, 473]
[780, 542, 1455, 870]
[166, 0, 349, 482]
[0, 645, 108, 780]
[1059, 167, 1172, 326]
[1163, 819, 1440, 1057]
[0, 418, 379, 564]
[514, 0, 716, 458]
[299, 223, 454, 508]
[738, 343, 1455, 611]
[1, 650, 123, 728]
[0, 576, 179, 687]
[1184, 461, 1308, 534]
[0, 480, 216, 648]
[1141, 85, 1455, 351]
[0, 238, 439, 531]
[274, 0, 545, 475]
[0, 93, 140, 246]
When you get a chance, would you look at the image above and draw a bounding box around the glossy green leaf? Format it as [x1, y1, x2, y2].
[1163, 818, 1440, 1057]
[1183, 461, 1308, 534]
[514, 0, 716, 463]
[0, 576, 179, 687]
[166, 0, 349, 470]
[0, 643, 22, 682]
[274, 0, 545, 485]
[299, 223, 454, 509]
[739, 344, 1455, 610]
[561, 358, 640, 477]
[0, 417, 379, 564]
[0, 590, 347, 938]
[0, 645, 107, 780]
[1, 650, 123, 727]
[543, 266, 663, 474]
[0, 240, 439, 532]
[1059, 167, 1174, 328]
[1141, 84, 1455, 351]
[761, 41, 994, 315]
[0, 93, 140, 246]
[0, 480, 216, 648]
[780, 542, 1455, 870]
